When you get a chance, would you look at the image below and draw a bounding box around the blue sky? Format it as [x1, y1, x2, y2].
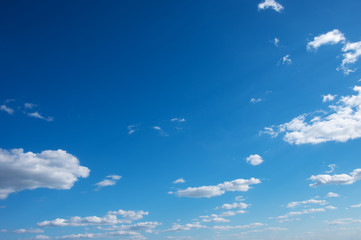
[1, 0, 361, 239]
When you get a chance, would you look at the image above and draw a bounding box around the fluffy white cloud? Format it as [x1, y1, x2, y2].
[173, 178, 261, 198]
[95, 175, 122, 188]
[323, 94, 337, 103]
[287, 199, 327, 208]
[340, 41, 361, 74]
[307, 29, 346, 51]
[263, 86, 361, 144]
[173, 178, 186, 184]
[326, 192, 340, 198]
[164, 222, 207, 232]
[0, 148, 90, 200]
[38, 209, 148, 227]
[246, 154, 264, 166]
[258, 0, 284, 12]
[309, 168, 361, 187]
[218, 202, 249, 210]
[0, 105, 14, 115]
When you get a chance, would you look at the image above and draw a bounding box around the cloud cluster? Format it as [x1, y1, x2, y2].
[309, 168, 361, 187]
[173, 178, 261, 198]
[263, 86, 361, 144]
[258, 0, 284, 12]
[0, 148, 90, 200]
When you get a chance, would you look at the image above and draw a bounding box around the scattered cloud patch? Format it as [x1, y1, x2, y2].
[153, 126, 168, 136]
[218, 202, 249, 210]
[212, 223, 265, 231]
[323, 94, 337, 103]
[263, 86, 361, 144]
[0, 105, 14, 115]
[340, 41, 361, 74]
[307, 29, 346, 51]
[27, 112, 54, 122]
[171, 118, 186, 122]
[274, 38, 280, 47]
[270, 206, 336, 220]
[13, 228, 44, 234]
[287, 198, 327, 208]
[95, 175, 122, 189]
[172, 178, 261, 198]
[350, 203, 361, 208]
[0, 148, 90, 200]
[281, 55, 292, 65]
[326, 218, 361, 225]
[246, 154, 264, 166]
[173, 178, 186, 184]
[326, 192, 340, 198]
[309, 168, 361, 187]
[164, 222, 207, 232]
[24, 103, 37, 109]
[250, 98, 263, 104]
[258, 0, 284, 12]
[128, 125, 139, 135]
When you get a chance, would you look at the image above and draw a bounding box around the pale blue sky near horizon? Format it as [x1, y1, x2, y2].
[1, 0, 361, 239]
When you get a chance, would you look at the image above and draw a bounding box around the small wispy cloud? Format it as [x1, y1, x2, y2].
[258, 0, 284, 12]
[127, 124, 139, 135]
[24, 103, 37, 109]
[326, 164, 336, 173]
[173, 178, 186, 184]
[274, 38, 280, 47]
[0, 105, 14, 115]
[281, 55, 292, 65]
[171, 118, 186, 122]
[95, 175, 122, 189]
[28, 112, 54, 122]
[250, 98, 263, 104]
[326, 192, 340, 198]
[153, 126, 168, 136]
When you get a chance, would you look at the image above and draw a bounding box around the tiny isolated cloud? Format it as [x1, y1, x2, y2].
[307, 29, 346, 51]
[0, 148, 90, 200]
[351, 203, 361, 208]
[95, 175, 122, 188]
[28, 112, 54, 122]
[281, 55, 292, 65]
[24, 103, 37, 109]
[153, 126, 168, 136]
[322, 94, 337, 103]
[250, 98, 263, 104]
[326, 164, 336, 173]
[173, 178, 186, 184]
[258, 0, 284, 12]
[326, 192, 340, 198]
[0, 105, 14, 115]
[171, 118, 186, 122]
[274, 38, 280, 47]
[246, 154, 264, 166]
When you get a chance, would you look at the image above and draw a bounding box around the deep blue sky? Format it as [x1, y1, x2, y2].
[1, 1, 361, 239]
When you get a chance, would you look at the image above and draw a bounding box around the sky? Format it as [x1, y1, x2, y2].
[1, 0, 361, 239]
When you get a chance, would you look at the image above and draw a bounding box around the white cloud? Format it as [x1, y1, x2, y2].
[263, 86, 361, 144]
[309, 168, 361, 187]
[287, 198, 327, 208]
[326, 192, 340, 198]
[258, 0, 284, 12]
[164, 222, 207, 232]
[28, 112, 54, 122]
[323, 94, 337, 103]
[351, 203, 361, 208]
[24, 103, 37, 109]
[307, 29, 346, 51]
[326, 218, 361, 225]
[281, 55, 292, 65]
[250, 98, 263, 104]
[128, 125, 139, 135]
[171, 118, 186, 122]
[0, 148, 90, 200]
[274, 38, 280, 47]
[38, 209, 148, 227]
[95, 175, 122, 188]
[0, 105, 14, 115]
[340, 41, 361, 74]
[212, 223, 265, 231]
[13, 228, 44, 234]
[270, 206, 336, 220]
[246, 154, 264, 166]
[173, 178, 261, 198]
[173, 178, 186, 184]
[153, 126, 168, 136]
[33, 235, 50, 240]
[54, 230, 144, 239]
[218, 202, 249, 210]
[202, 217, 229, 223]
[326, 164, 336, 173]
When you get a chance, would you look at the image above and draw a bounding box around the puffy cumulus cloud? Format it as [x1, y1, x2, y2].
[340, 41, 361, 74]
[270, 206, 336, 220]
[0, 148, 90, 200]
[218, 202, 249, 210]
[263, 86, 361, 144]
[326, 192, 340, 198]
[173, 178, 261, 198]
[246, 154, 264, 166]
[323, 94, 337, 103]
[37, 209, 148, 227]
[164, 222, 207, 232]
[258, 0, 284, 12]
[287, 199, 327, 208]
[95, 175, 122, 188]
[172, 178, 186, 184]
[212, 223, 265, 231]
[309, 168, 361, 187]
[307, 29, 346, 51]
[13, 228, 44, 234]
